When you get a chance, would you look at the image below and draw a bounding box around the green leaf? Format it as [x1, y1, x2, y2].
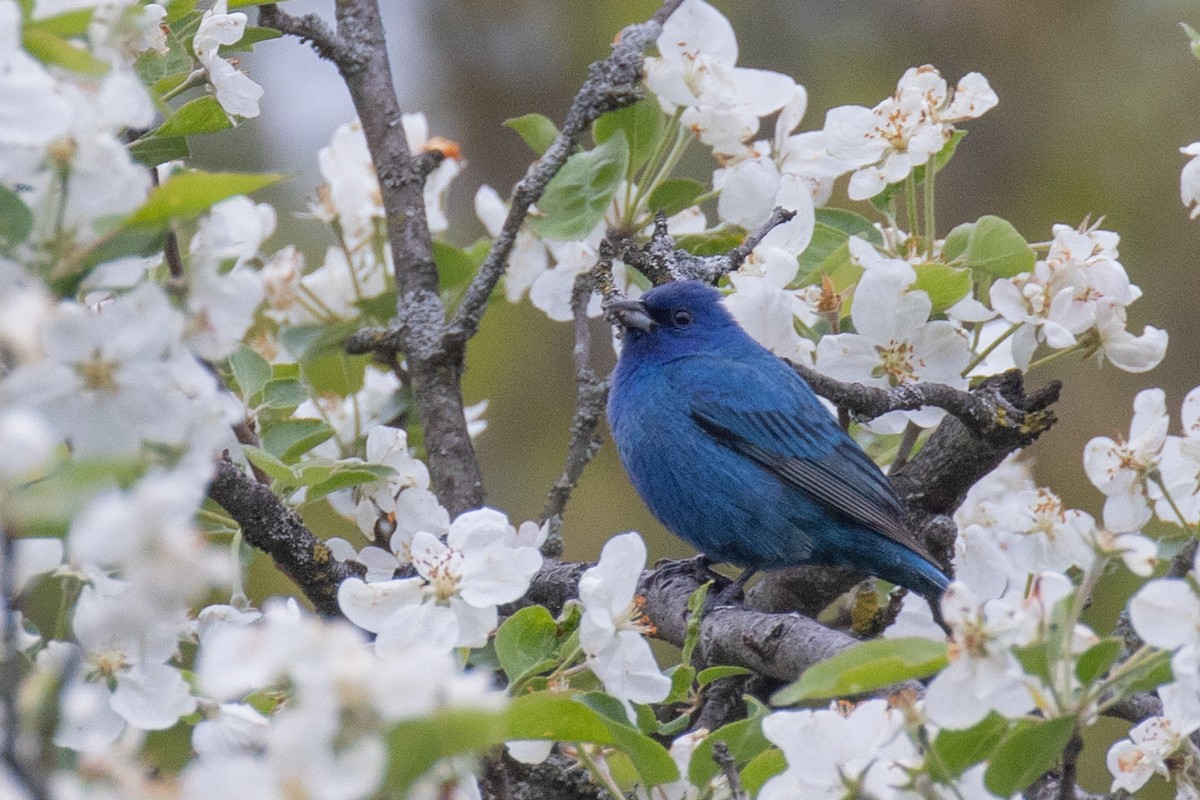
[1123, 652, 1174, 694]
[3, 458, 146, 538]
[503, 113, 559, 155]
[219, 24, 281, 51]
[929, 713, 1010, 779]
[25, 8, 92, 36]
[22, 28, 108, 74]
[960, 215, 1035, 278]
[984, 716, 1076, 797]
[870, 129, 968, 214]
[1075, 638, 1123, 685]
[941, 222, 972, 262]
[593, 99, 663, 175]
[504, 693, 679, 786]
[740, 748, 786, 795]
[300, 462, 395, 502]
[155, 97, 233, 137]
[433, 240, 484, 293]
[124, 171, 284, 228]
[674, 228, 747, 257]
[687, 702, 771, 786]
[913, 262, 971, 313]
[696, 666, 753, 686]
[1011, 643, 1051, 684]
[242, 445, 299, 484]
[0, 186, 33, 247]
[528, 131, 629, 241]
[262, 419, 335, 464]
[259, 378, 308, 410]
[771, 638, 949, 704]
[665, 665, 696, 703]
[495, 606, 562, 682]
[799, 240, 861, 303]
[128, 136, 190, 168]
[796, 209, 880, 285]
[646, 178, 707, 217]
[136, 31, 192, 84]
[385, 707, 510, 792]
[229, 344, 272, 400]
[681, 582, 709, 666]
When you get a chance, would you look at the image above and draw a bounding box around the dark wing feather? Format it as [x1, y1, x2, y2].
[691, 403, 935, 560]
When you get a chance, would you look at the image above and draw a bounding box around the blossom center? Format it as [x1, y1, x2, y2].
[873, 340, 918, 385]
[88, 649, 130, 679]
[77, 351, 120, 393]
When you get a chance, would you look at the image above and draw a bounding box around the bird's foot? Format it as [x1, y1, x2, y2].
[706, 567, 758, 610]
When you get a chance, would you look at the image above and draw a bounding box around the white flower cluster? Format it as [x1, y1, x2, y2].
[823, 66, 998, 201]
[1108, 547, 1200, 796]
[185, 598, 505, 800]
[0, 0, 155, 246]
[991, 222, 1166, 373]
[1086, 387, 1200, 532]
[760, 699, 1013, 800]
[263, 114, 462, 326]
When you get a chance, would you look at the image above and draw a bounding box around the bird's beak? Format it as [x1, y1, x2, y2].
[605, 298, 655, 332]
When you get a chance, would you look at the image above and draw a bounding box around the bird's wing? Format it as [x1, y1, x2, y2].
[686, 360, 927, 556]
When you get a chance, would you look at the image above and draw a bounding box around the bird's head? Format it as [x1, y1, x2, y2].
[608, 280, 744, 361]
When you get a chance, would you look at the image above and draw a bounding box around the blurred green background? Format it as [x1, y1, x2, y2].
[194, 2, 1199, 791]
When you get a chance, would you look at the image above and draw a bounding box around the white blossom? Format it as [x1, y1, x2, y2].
[193, 0, 264, 119]
[578, 532, 671, 717]
[1182, 142, 1200, 219]
[759, 700, 919, 800]
[1084, 388, 1169, 532]
[338, 508, 543, 651]
[643, 0, 796, 158]
[815, 237, 970, 432]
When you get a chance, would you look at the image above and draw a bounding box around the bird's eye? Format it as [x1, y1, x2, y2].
[672, 309, 693, 327]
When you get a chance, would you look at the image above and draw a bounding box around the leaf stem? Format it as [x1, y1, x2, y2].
[960, 322, 1020, 377]
[905, 172, 919, 242]
[924, 154, 937, 258]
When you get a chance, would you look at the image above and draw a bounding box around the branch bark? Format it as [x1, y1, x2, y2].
[207, 459, 363, 615]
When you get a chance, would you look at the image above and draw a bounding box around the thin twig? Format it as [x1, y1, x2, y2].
[608, 206, 798, 289]
[449, 0, 684, 343]
[257, 4, 354, 67]
[540, 273, 611, 558]
[711, 741, 747, 800]
[1056, 732, 1083, 800]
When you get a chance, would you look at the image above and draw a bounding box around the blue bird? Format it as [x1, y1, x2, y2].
[606, 280, 950, 603]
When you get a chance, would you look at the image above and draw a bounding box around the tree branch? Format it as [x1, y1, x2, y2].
[449, 0, 684, 344]
[540, 273, 610, 559]
[207, 459, 363, 616]
[325, 0, 481, 516]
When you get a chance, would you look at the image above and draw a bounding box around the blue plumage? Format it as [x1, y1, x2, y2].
[606, 280, 949, 602]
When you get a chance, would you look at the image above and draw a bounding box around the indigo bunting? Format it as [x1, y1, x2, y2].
[606, 280, 950, 602]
